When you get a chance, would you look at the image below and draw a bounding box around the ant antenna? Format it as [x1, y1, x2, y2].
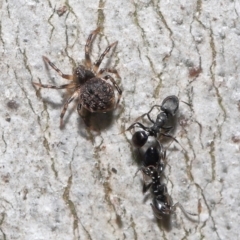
[160, 132, 187, 153]
[181, 100, 192, 107]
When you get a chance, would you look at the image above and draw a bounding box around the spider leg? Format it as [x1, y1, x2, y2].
[103, 75, 122, 105]
[85, 27, 101, 69]
[43, 56, 73, 80]
[33, 82, 75, 89]
[97, 67, 120, 78]
[60, 91, 79, 127]
[93, 41, 118, 73]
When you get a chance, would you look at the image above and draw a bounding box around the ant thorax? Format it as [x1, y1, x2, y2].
[137, 135, 160, 155]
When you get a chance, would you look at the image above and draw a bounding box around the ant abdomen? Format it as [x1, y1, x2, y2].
[143, 146, 160, 167]
[132, 130, 148, 147]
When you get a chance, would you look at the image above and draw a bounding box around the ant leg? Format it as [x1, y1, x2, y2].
[160, 133, 187, 152]
[33, 82, 75, 89]
[162, 148, 166, 160]
[119, 122, 147, 135]
[136, 105, 162, 123]
[126, 122, 148, 132]
[43, 56, 73, 80]
[85, 27, 101, 69]
[133, 168, 141, 179]
[60, 91, 79, 127]
[103, 75, 122, 105]
[134, 166, 153, 192]
[143, 182, 152, 193]
[94, 41, 118, 73]
[155, 139, 165, 159]
[162, 149, 167, 166]
[77, 103, 82, 116]
[181, 100, 192, 107]
[173, 202, 198, 218]
[161, 126, 173, 131]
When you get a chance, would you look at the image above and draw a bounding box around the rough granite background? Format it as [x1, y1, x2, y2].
[0, 0, 240, 240]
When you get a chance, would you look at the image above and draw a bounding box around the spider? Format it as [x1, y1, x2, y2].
[33, 27, 122, 127]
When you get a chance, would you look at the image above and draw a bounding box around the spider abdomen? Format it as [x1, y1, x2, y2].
[80, 78, 115, 112]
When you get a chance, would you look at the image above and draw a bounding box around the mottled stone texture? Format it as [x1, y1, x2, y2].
[0, 0, 240, 239]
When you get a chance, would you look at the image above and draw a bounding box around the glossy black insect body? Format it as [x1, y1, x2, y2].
[128, 96, 196, 220]
[143, 166, 196, 219]
[127, 95, 179, 148]
[141, 166, 172, 217]
[142, 141, 166, 174]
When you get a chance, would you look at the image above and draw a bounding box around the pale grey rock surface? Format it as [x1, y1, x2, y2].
[0, 0, 240, 239]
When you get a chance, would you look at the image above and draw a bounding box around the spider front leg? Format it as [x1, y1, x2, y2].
[97, 67, 120, 78]
[60, 91, 79, 127]
[85, 27, 101, 69]
[33, 82, 75, 89]
[43, 56, 73, 80]
[93, 41, 118, 73]
[103, 75, 122, 105]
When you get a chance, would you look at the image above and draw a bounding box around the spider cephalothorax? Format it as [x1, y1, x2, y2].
[33, 27, 122, 127]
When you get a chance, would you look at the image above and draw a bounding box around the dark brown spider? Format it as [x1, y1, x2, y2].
[33, 27, 122, 127]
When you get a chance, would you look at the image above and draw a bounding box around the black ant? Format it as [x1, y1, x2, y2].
[141, 140, 166, 176]
[142, 166, 196, 219]
[126, 95, 179, 148]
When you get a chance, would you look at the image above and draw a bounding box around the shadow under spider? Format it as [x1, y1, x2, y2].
[78, 110, 115, 132]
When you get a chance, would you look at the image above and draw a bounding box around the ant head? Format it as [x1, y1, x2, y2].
[132, 130, 148, 148]
[161, 95, 179, 116]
